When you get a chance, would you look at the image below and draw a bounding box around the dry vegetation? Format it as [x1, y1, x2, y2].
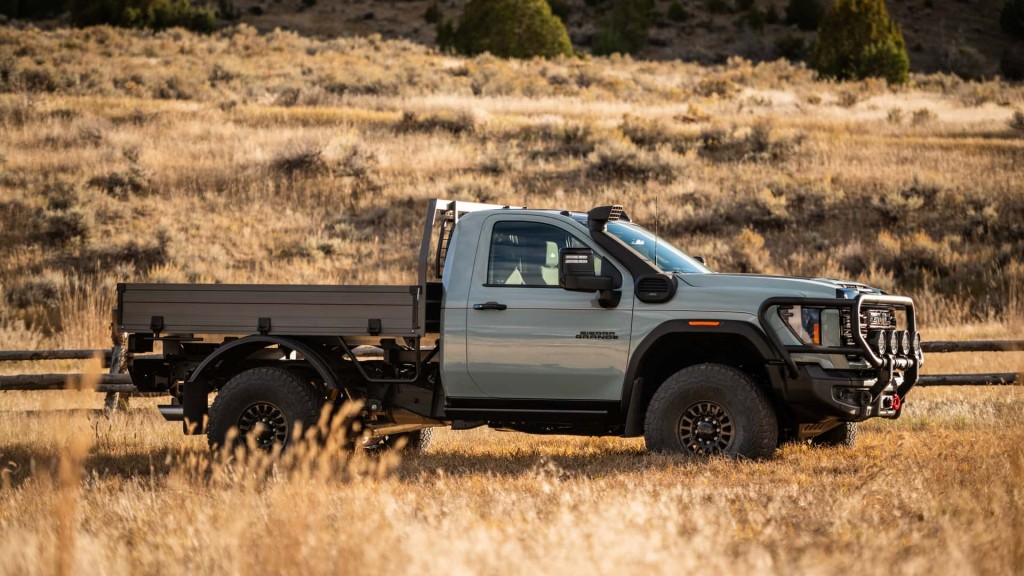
[1, 24, 1023, 575]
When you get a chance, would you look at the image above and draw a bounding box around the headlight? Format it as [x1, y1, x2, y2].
[779, 306, 828, 346]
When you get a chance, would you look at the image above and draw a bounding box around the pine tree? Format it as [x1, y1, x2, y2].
[814, 0, 909, 84]
[440, 0, 573, 59]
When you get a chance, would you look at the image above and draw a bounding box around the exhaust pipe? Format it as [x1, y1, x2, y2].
[158, 405, 184, 421]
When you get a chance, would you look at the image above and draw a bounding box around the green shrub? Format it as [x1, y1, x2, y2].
[744, 6, 767, 32]
[0, 0, 66, 18]
[814, 0, 909, 84]
[593, 0, 656, 55]
[667, 0, 690, 22]
[1002, 42, 1024, 80]
[423, 1, 441, 24]
[785, 0, 823, 31]
[707, 0, 732, 14]
[69, 0, 216, 32]
[440, 0, 573, 59]
[1001, 0, 1024, 37]
[774, 33, 808, 61]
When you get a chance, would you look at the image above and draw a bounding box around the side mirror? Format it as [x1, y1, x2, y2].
[559, 248, 620, 308]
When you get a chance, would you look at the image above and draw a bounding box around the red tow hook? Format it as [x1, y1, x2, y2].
[891, 394, 901, 411]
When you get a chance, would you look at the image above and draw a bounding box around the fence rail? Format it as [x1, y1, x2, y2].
[0, 340, 1020, 394]
[921, 341, 1024, 353]
[0, 349, 113, 363]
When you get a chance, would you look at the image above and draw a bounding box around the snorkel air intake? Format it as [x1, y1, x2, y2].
[586, 205, 677, 304]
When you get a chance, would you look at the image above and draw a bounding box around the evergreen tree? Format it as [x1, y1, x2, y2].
[592, 0, 656, 55]
[814, 0, 909, 84]
[1002, 0, 1024, 37]
[440, 0, 573, 59]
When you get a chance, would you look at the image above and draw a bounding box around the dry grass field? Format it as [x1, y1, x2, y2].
[1, 24, 1023, 575]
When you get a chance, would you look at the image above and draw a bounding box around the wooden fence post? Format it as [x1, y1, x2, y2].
[103, 308, 129, 412]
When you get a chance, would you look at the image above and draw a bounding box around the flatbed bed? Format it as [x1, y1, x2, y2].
[117, 283, 427, 338]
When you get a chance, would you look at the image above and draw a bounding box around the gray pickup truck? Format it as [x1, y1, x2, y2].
[118, 200, 922, 459]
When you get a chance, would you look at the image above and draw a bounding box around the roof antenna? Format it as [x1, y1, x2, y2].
[654, 197, 660, 269]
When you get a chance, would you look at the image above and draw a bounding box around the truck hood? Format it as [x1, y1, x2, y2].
[677, 273, 876, 300]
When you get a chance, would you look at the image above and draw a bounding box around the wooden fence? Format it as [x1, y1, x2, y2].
[0, 340, 1019, 399]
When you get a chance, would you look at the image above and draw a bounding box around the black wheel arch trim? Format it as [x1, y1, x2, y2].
[620, 319, 782, 437]
[187, 335, 341, 389]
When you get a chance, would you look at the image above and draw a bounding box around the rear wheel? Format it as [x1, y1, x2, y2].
[810, 422, 857, 447]
[208, 367, 324, 451]
[644, 363, 777, 459]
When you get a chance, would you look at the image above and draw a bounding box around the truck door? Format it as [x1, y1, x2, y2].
[463, 215, 633, 401]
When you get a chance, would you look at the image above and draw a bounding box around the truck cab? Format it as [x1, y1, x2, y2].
[119, 200, 922, 459]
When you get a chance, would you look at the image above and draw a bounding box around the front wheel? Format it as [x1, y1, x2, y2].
[363, 427, 435, 453]
[644, 363, 778, 459]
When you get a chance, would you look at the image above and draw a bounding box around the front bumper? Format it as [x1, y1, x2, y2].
[758, 293, 921, 421]
[769, 363, 902, 422]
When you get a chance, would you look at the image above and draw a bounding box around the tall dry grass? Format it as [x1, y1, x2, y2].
[0, 386, 1021, 575]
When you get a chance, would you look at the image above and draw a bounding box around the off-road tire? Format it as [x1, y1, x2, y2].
[367, 427, 435, 453]
[810, 422, 857, 448]
[208, 367, 324, 451]
[644, 363, 778, 459]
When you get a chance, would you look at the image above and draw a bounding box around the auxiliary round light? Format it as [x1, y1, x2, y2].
[887, 330, 899, 357]
[913, 332, 923, 362]
[874, 332, 887, 356]
[900, 330, 912, 356]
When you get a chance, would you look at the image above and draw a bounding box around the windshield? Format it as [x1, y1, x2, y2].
[605, 221, 711, 274]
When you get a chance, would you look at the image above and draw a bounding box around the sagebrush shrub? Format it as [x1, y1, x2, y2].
[272, 145, 330, 178]
[396, 110, 477, 135]
[1010, 109, 1024, 133]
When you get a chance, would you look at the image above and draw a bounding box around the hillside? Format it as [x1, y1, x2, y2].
[1, 24, 1023, 349]
[222, 0, 1018, 78]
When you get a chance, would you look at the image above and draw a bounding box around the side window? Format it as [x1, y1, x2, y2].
[487, 221, 596, 287]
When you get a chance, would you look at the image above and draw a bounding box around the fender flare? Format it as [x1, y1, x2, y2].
[620, 320, 782, 437]
[187, 335, 341, 389]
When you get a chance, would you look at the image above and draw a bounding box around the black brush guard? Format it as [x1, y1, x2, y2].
[757, 294, 920, 403]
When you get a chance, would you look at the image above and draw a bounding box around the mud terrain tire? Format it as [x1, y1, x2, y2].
[810, 422, 857, 448]
[208, 367, 324, 451]
[644, 363, 777, 459]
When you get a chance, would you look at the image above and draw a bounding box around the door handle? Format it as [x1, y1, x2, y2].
[473, 301, 508, 311]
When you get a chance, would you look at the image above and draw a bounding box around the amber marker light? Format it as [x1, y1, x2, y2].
[688, 321, 721, 327]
